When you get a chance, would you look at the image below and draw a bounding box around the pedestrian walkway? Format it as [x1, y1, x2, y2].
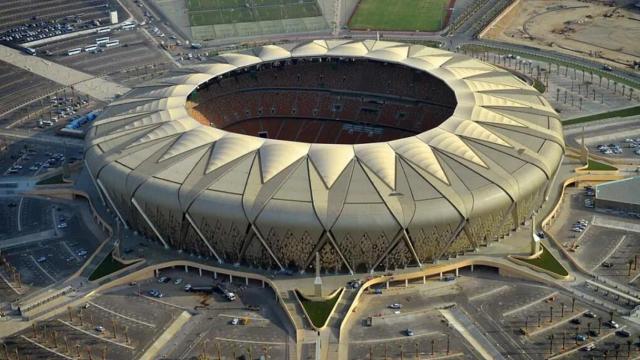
[0, 45, 130, 101]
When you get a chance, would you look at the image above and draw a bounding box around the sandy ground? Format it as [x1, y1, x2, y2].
[482, 0, 640, 71]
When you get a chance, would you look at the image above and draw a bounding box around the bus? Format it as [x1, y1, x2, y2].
[67, 48, 81, 56]
[96, 37, 110, 45]
[84, 45, 97, 52]
[105, 40, 119, 48]
[122, 23, 136, 31]
[96, 26, 111, 34]
[23, 47, 36, 56]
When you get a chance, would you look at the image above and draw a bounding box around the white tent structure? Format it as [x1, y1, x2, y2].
[85, 40, 564, 273]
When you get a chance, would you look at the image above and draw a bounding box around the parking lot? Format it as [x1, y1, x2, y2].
[0, 60, 62, 118]
[145, 267, 293, 360]
[2, 285, 183, 360]
[0, 0, 123, 43]
[0, 198, 103, 295]
[345, 268, 640, 359]
[35, 28, 174, 87]
[0, 140, 83, 179]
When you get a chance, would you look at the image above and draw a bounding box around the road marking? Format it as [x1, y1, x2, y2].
[17, 196, 24, 232]
[88, 301, 155, 328]
[350, 331, 439, 344]
[29, 255, 56, 282]
[0, 271, 23, 295]
[214, 337, 286, 345]
[140, 294, 191, 311]
[502, 291, 558, 317]
[592, 235, 626, 272]
[20, 335, 74, 360]
[57, 319, 135, 349]
[439, 309, 498, 360]
[469, 285, 509, 301]
[218, 313, 269, 321]
[62, 241, 80, 261]
[526, 310, 587, 338]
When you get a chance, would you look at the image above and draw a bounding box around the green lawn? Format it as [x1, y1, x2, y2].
[521, 245, 569, 277]
[349, 0, 449, 32]
[585, 159, 617, 171]
[36, 173, 66, 185]
[562, 105, 640, 126]
[188, 0, 321, 26]
[89, 252, 135, 281]
[296, 289, 342, 328]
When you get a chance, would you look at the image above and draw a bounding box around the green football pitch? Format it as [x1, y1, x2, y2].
[348, 0, 450, 32]
[187, 0, 322, 26]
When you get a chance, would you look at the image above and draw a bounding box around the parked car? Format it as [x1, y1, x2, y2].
[616, 330, 631, 337]
[605, 320, 620, 329]
[388, 303, 402, 309]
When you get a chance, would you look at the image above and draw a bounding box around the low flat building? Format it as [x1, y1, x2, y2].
[595, 176, 640, 214]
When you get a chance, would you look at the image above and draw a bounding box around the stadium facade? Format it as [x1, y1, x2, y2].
[85, 40, 564, 274]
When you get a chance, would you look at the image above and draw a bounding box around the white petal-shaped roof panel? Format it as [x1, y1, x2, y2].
[419, 128, 486, 167]
[354, 143, 396, 189]
[389, 137, 448, 184]
[159, 126, 225, 161]
[308, 144, 355, 188]
[217, 53, 262, 68]
[127, 117, 200, 148]
[258, 45, 291, 61]
[259, 141, 310, 183]
[206, 134, 264, 173]
[454, 121, 511, 147]
[291, 41, 329, 57]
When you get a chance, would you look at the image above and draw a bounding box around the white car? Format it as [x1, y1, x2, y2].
[174, 278, 183, 285]
[57, 222, 68, 229]
[231, 318, 239, 325]
[388, 303, 402, 309]
[95, 325, 105, 333]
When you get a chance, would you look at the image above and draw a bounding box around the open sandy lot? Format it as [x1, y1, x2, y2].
[481, 0, 640, 70]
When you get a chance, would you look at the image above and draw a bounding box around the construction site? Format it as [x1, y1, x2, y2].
[481, 0, 640, 71]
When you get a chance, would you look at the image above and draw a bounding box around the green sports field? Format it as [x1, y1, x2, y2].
[348, 0, 450, 32]
[187, 0, 322, 26]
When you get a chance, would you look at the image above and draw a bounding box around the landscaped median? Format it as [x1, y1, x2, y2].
[89, 251, 142, 281]
[295, 288, 343, 329]
[509, 244, 571, 280]
[562, 105, 640, 126]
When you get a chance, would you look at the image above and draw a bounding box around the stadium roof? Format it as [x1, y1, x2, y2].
[595, 176, 640, 206]
[86, 40, 565, 227]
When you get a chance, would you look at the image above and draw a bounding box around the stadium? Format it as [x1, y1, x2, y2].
[85, 39, 564, 274]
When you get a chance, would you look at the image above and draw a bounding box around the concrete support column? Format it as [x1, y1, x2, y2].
[262, 280, 265, 288]
[471, 264, 474, 272]
[440, 272, 443, 280]
[230, 274, 233, 283]
[385, 281, 389, 289]
[214, 272, 217, 279]
[405, 279, 408, 287]
[198, 268, 202, 277]
[184, 265, 188, 273]
[245, 277, 249, 285]
[422, 275, 426, 284]
[455, 268, 459, 277]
